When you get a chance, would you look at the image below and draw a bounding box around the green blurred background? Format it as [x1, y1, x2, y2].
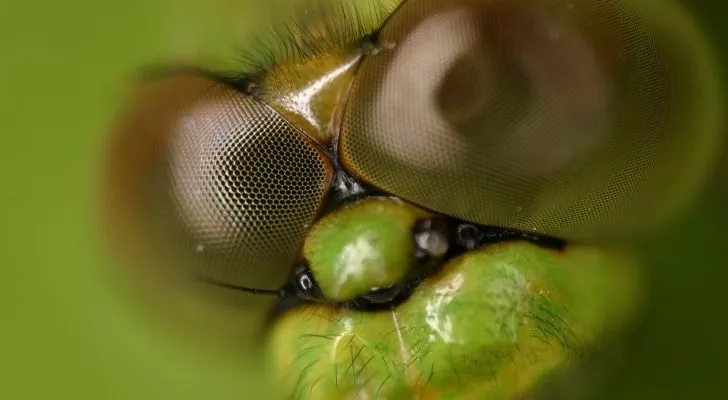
[1, 0, 726, 398]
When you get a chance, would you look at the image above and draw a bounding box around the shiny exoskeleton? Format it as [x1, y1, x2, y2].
[103, 0, 723, 398]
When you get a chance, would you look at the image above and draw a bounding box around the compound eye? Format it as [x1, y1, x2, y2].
[105, 74, 333, 290]
[339, 0, 722, 240]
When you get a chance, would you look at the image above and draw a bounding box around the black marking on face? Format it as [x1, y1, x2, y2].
[358, 282, 408, 305]
[455, 223, 566, 251]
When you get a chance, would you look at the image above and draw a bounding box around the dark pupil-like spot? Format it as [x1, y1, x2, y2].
[436, 46, 532, 141]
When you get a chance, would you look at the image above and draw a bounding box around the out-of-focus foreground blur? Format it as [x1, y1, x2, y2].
[1, 0, 726, 399]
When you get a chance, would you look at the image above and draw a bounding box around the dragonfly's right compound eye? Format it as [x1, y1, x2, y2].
[338, 0, 723, 241]
[105, 74, 333, 290]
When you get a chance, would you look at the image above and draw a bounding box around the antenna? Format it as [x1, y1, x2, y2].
[195, 274, 283, 297]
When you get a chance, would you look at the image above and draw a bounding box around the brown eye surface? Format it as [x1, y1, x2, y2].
[105, 74, 332, 290]
[339, 0, 722, 240]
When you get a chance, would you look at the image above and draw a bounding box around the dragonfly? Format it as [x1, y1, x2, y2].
[102, 0, 723, 398]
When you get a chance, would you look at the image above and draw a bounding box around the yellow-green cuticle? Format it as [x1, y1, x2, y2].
[267, 241, 640, 399]
[302, 197, 433, 302]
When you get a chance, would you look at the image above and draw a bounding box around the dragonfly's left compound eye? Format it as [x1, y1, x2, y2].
[105, 74, 333, 290]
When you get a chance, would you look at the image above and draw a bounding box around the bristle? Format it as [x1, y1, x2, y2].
[226, 0, 403, 80]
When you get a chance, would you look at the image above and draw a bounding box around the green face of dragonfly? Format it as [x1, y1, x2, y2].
[272, 195, 642, 399]
[104, 0, 723, 398]
[269, 200, 640, 399]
